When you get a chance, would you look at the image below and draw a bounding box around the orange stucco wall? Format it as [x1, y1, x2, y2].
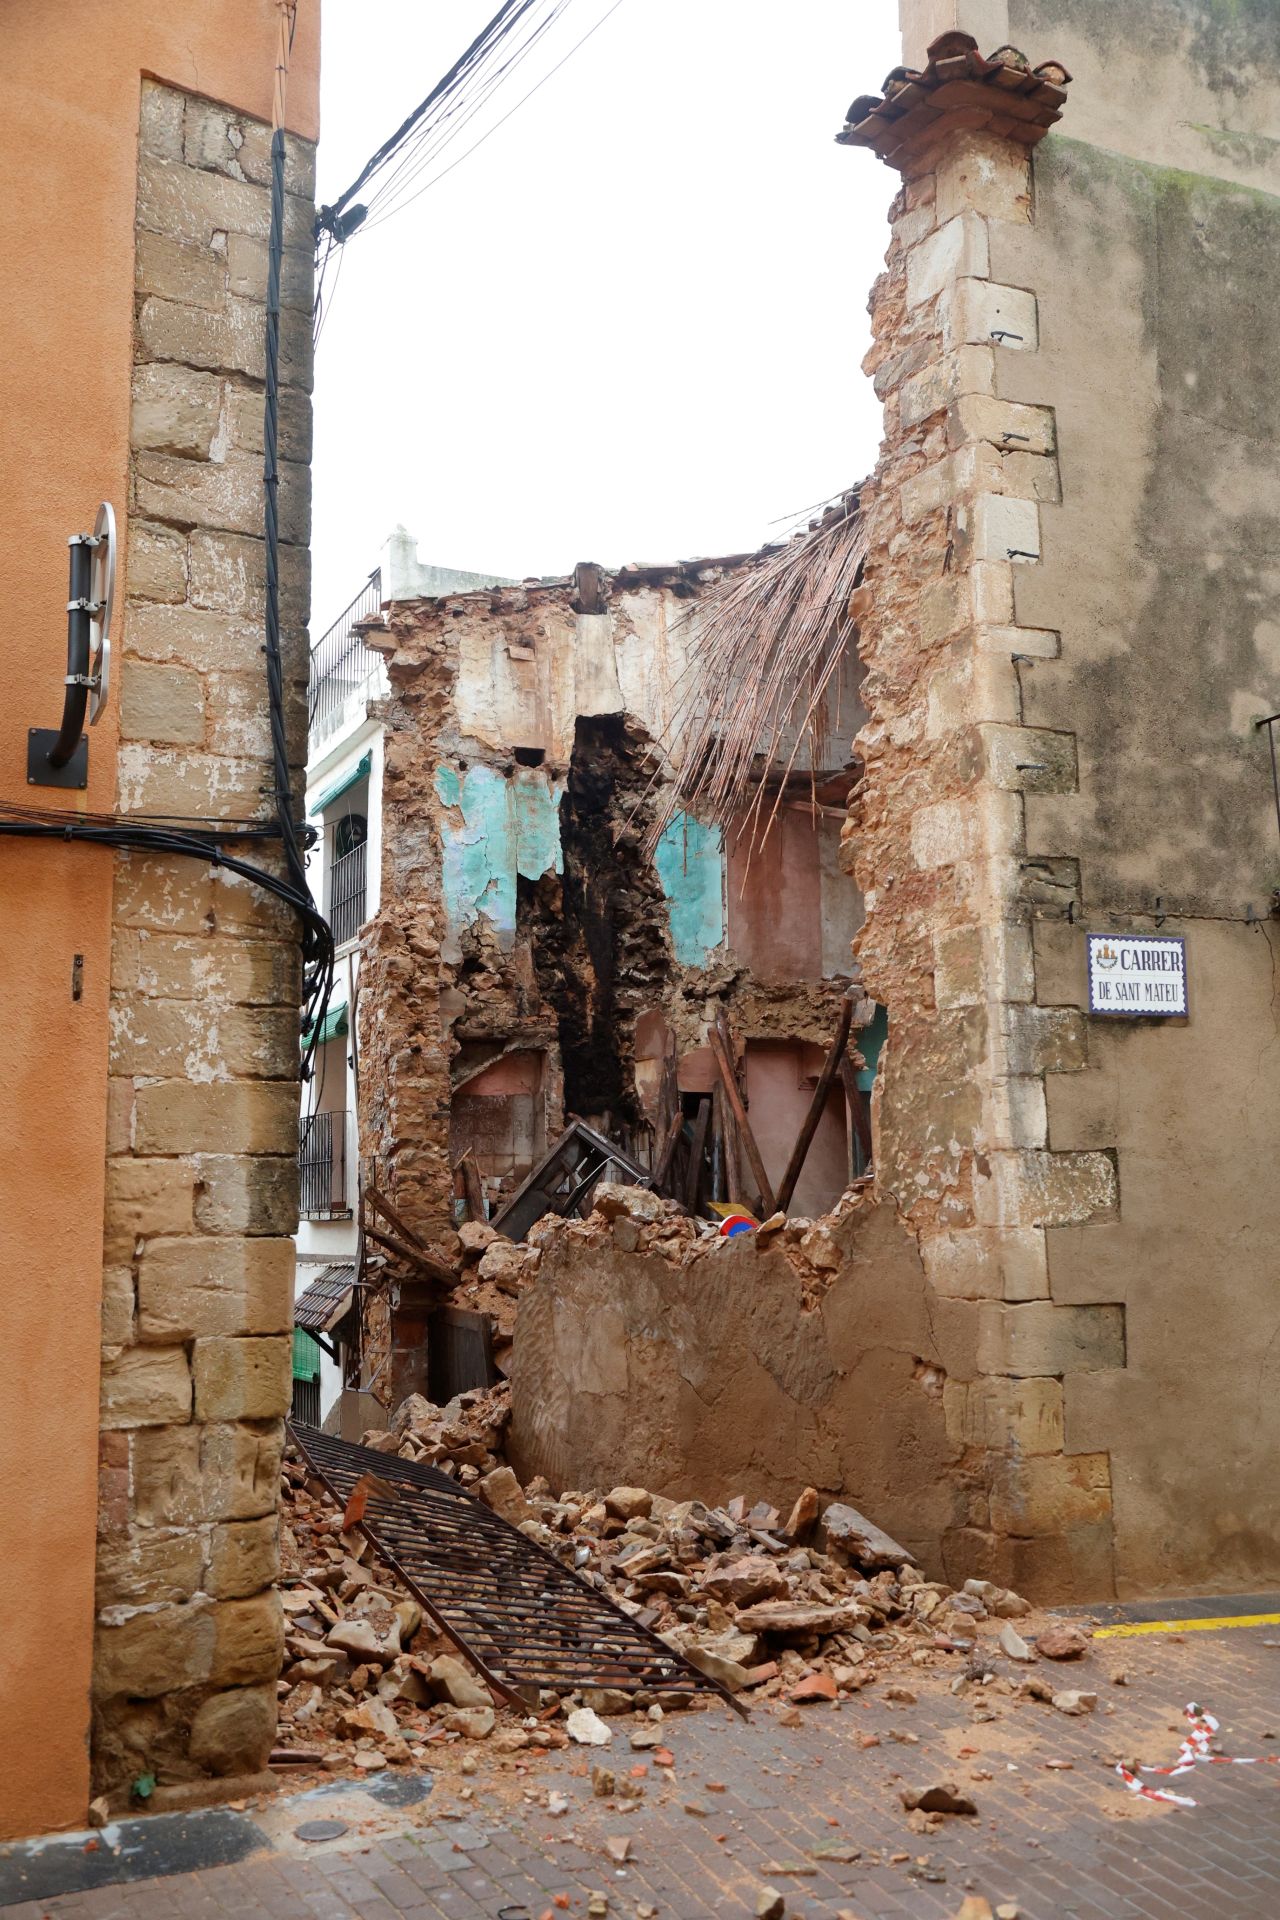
[0, 1, 319, 1840]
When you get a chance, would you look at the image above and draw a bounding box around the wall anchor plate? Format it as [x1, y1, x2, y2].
[27, 728, 87, 788]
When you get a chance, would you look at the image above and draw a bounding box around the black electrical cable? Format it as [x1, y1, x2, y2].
[353, 0, 570, 229]
[0, 809, 334, 1059]
[359, 0, 624, 235]
[263, 105, 337, 1070]
[314, 0, 540, 241]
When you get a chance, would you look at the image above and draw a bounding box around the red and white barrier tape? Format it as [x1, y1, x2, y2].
[1116, 1702, 1280, 1808]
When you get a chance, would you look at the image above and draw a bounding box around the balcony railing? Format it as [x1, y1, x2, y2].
[299, 1108, 351, 1218]
[309, 569, 384, 745]
[329, 840, 367, 947]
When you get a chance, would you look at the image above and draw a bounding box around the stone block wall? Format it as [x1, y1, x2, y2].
[846, 109, 1124, 1600]
[93, 81, 314, 1799]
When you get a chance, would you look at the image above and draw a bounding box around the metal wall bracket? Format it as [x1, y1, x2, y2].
[27, 728, 87, 788]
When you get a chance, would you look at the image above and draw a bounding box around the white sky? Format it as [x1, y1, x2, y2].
[311, 0, 903, 629]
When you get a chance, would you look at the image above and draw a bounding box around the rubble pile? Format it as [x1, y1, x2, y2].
[277, 1184, 1073, 1777]
[449, 1180, 881, 1339]
[471, 1472, 1035, 1709]
[360, 1378, 514, 1483]
[277, 1449, 558, 1772]
[321, 1386, 1042, 1722]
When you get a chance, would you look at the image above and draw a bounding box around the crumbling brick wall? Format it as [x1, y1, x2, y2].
[358, 566, 863, 1271]
[93, 82, 314, 1799]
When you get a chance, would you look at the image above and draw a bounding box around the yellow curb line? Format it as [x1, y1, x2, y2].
[1092, 1612, 1280, 1639]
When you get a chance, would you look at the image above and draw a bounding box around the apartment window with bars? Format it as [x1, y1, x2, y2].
[326, 809, 367, 948]
[298, 1104, 351, 1219]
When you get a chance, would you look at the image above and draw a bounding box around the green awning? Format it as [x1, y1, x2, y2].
[313, 751, 371, 815]
[303, 1000, 347, 1048]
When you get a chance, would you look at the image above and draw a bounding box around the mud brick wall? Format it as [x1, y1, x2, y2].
[846, 118, 1123, 1600]
[93, 81, 314, 1799]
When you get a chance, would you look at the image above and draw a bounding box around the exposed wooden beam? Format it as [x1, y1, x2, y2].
[710, 1015, 776, 1216]
[775, 994, 855, 1216]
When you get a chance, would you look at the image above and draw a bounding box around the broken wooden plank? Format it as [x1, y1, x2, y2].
[717, 1071, 743, 1206]
[454, 1149, 488, 1225]
[709, 1016, 776, 1216]
[652, 1108, 685, 1195]
[775, 994, 855, 1216]
[363, 1223, 456, 1289]
[490, 1119, 652, 1241]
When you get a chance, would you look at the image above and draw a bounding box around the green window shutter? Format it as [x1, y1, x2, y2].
[292, 1328, 322, 1381]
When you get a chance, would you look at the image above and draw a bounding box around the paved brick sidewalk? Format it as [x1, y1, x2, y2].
[7, 1623, 1280, 1919]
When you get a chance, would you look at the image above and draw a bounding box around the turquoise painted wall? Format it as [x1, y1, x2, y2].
[655, 812, 725, 966]
[435, 764, 564, 946]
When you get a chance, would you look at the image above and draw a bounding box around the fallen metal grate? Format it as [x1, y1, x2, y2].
[289, 1424, 743, 1716]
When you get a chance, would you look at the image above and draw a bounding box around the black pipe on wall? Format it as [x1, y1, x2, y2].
[47, 536, 92, 770]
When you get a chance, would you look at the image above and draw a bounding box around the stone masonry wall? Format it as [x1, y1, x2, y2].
[93, 81, 314, 1800]
[846, 111, 1124, 1599]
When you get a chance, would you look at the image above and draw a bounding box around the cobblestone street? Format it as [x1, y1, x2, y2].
[7, 1617, 1280, 1919]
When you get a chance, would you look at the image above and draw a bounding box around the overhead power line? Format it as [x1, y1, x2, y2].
[316, 0, 561, 243]
[312, 0, 626, 339]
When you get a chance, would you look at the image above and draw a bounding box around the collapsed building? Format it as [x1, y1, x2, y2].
[300, 517, 880, 1410]
[317, 0, 1280, 1615]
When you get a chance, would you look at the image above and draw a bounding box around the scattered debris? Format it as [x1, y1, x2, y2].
[568, 1708, 615, 1747]
[1051, 1690, 1097, 1716]
[788, 1671, 838, 1705]
[997, 1623, 1034, 1663]
[1035, 1623, 1089, 1660]
[820, 1503, 910, 1569]
[900, 1783, 978, 1816]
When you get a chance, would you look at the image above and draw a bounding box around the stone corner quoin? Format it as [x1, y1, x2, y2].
[838, 35, 1125, 1601]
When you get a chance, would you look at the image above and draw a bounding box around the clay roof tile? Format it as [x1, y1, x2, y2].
[836, 34, 1073, 169]
[925, 30, 980, 60]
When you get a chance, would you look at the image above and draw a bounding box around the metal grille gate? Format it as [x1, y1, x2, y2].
[289, 1425, 742, 1716]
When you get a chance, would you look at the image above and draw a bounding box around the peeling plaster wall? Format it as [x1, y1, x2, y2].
[436, 763, 564, 957]
[654, 814, 725, 966]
